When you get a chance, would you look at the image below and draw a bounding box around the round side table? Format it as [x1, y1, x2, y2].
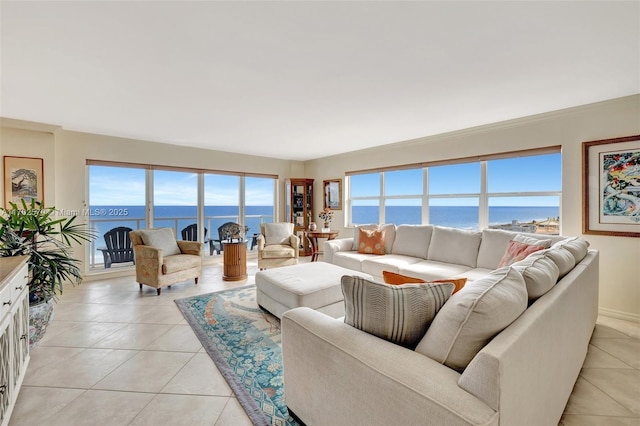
[305, 231, 339, 262]
[222, 240, 248, 281]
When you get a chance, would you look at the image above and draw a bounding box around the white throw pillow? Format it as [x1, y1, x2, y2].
[513, 234, 552, 249]
[342, 275, 454, 348]
[415, 267, 528, 371]
[511, 252, 560, 300]
[264, 223, 292, 245]
[139, 228, 181, 256]
[391, 225, 433, 259]
[427, 226, 482, 267]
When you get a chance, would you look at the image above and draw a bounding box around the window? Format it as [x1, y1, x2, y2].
[87, 162, 277, 270]
[347, 149, 561, 233]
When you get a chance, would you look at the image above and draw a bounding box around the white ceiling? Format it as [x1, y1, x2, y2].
[1, 1, 639, 161]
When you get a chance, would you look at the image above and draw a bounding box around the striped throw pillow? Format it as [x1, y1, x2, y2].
[341, 275, 454, 348]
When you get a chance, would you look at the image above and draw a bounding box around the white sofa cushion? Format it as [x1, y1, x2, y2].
[391, 225, 433, 259]
[476, 229, 552, 270]
[513, 234, 552, 248]
[416, 267, 528, 371]
[511, 252, 560, 300]
[361, 254, 423, 278]
[552, 237, 590, 263]
[342, 275, 454, 348]
[427, 226, 482, 268]
[139, 228, 181, 256]
[332, 251, 373, 272]
[541, 246, 576, 278]
[400, 260, 472, 282]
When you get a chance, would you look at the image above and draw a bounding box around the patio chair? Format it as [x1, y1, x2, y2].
[181, 223, 218, 255]
[99, 226, 135, 268]
[211, 222, 249, 253]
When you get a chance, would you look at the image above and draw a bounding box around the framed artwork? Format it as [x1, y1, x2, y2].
[323, 179, 342, 210]
[4, 156, 44, 208]
[583, 135, 640, 237]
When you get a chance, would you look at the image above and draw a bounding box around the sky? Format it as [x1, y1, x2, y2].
[351, 153, 561, 206]
[89, 167, 274, 206]
[90, 153, 561, 207]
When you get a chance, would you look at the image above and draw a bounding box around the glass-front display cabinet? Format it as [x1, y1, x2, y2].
[285, 178, 313, 256]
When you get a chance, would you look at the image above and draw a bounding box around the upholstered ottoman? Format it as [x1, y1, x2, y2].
[255, 262, 373, 319]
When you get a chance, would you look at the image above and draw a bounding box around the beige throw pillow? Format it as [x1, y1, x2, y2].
[264, 223, 292, 245]
[415, 267, 528, 371]
[139, 228, 181, 256]
[342, 275, 454, 348]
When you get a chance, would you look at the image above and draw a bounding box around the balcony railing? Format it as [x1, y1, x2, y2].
[88, 214, 272, 270]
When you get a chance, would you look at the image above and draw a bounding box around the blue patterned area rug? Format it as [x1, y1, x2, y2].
[175, 285, 298, 426]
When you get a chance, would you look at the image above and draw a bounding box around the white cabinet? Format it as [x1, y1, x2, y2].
[0, 257, 29, 426]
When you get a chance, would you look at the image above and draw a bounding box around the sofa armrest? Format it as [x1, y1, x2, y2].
[323, 237, 354, 264]
[177, 240, 203, 256]
[133, 245, 162, 280]
[282, 308, 497, 426]
[257, 234, 265, 250]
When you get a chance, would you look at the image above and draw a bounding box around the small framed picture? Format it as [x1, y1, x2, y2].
[4, 156, 44, 208]
[582, 135, 640, 237]
[323, 179, 342, 210]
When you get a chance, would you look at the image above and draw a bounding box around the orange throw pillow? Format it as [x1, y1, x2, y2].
[498, 240, 545, 268]
[357, 228, 386, 255]
[382, 271, 467, 294]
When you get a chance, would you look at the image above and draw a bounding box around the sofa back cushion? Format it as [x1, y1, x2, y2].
[391, 225, 433, 259]
[541, 246, 576, 278]
[342, 275, 454, 348]
[511, 252, 560, 300]
[427, 226, 482, 268]
[415, 266, 528, 371]
[476, 229, 552, 269]
[551, 237, 590, 264]
[139, 228, 181, 256]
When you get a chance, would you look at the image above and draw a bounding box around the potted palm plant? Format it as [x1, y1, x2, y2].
[0, 199, 96, 344]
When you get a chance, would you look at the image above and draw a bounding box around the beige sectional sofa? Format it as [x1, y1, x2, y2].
[281, 225, 599, 425]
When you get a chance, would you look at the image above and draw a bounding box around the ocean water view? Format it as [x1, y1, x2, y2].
[87, 204, 558, 242]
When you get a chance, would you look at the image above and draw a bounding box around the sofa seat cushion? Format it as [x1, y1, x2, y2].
[400, 260, 472, 282]
[428, 226, 482, 267]
[391, 225, 433, 259]
[332, 251, 375, 272]
[162, 254, 201, 274]
[342, 275, 454, 348]
[261, 244, 296, 259]
[454, 267, 493, 282]
[361, 255, 424, 278]
[416, 266, 528, 371]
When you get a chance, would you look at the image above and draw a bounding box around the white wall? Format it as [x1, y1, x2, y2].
[304, 95, 640, 321]
[1, 95, 639, 320]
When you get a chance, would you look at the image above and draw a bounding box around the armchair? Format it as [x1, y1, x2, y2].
[130, 228, 202, 295]
[257, 222, 299, 270]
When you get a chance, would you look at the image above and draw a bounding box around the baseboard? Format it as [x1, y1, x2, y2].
[599, 307, 640, 323]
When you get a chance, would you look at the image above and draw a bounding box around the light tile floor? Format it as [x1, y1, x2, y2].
[9, 257, 640, 426]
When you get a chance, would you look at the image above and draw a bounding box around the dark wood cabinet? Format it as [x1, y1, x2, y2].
[285, 178, 314, 256]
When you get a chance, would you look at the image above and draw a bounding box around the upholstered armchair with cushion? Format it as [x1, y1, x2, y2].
[130, 228, 203, 295]
[257, 222, 299, 270]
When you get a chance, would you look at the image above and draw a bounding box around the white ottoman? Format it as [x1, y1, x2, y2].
[255, 262, 373, 319]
